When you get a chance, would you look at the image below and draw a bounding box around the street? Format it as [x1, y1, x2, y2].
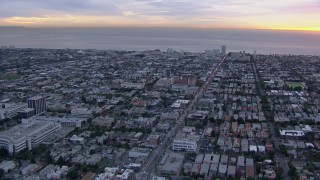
[142, 54, 228, 174]
[252, 56, 289, 180]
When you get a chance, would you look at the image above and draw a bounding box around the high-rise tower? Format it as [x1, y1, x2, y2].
[221, 45, 226, 55]
[27, 96, 47, 115]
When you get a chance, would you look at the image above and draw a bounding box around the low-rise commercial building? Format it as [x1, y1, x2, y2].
[172, 133, 199, 152]
[280, 130, 305, 139]
[0, 103, 27, 120]
[0, 160, 16, 173]
[128, 147, 151, 158]
[158, 152, 184, 176]
[203, 154, 220, 164]
[96, 167, 135, 180]
[186, 111, 208, 127]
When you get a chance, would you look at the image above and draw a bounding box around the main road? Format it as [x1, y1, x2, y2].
[142, 54, 228, 174]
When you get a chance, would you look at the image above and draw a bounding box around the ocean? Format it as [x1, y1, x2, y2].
[0, 27, 319, 55]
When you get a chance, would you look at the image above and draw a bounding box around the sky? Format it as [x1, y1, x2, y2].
[0, 0, 319, 31]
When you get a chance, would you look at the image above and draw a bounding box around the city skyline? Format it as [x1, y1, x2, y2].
[0, 0, 319, 32]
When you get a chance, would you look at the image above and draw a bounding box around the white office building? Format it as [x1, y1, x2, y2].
[0, 121, 61, 154]
[24, 115, 86, 128]
[172, 132, 200, 152]
[280, 130, 305, 137]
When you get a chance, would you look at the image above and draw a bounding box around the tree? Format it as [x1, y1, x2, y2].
[261, 96, 268, 103]
[46, 151, 53, 164]
[293, 86, 302, 91]
[0, 169, 4, 179]
[279, 145, 288, 155]
[275, 167, 283, 180]
[289, 120, 298, 126]
[209, 117, 215, 123]
[255, 155, 265, 162]
[255, 164, 261, 174]
[57, 156, 66, 166]
[222, 105, 227, 111]
[237, 118, 245, 124]
[0, 148, 8, 159]
[105, 93, 113, 100]
[89, 149, 96, 155]
[265, 85, 271, 90]
[82, 165, 88, 172]
[307, 163, 315, 172]
[98, 101, 105, 107]
[67, 170, 78, 179]
[288, 162, 298, 180]
[267, 151, 275, 160]
[92, 112, 100, 118]
[30, 158, 36, 163]
[81, 95, 87, 104]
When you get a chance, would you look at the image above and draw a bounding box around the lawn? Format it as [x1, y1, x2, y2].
[285, 81, 303, 88]
[1, 74, 20, 81]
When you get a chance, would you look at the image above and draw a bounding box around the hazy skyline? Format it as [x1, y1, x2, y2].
[0, 0, 319, 31]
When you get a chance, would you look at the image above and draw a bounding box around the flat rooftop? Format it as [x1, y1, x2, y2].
[159, 152, 184, 173]
[27, 96, 45, 100]
[280, 130, 305, 136]
[0, 103, 27, 111]
[130, 147, 152, 153]
[0, 121, 58, 144]
[28, 115, 87, 122]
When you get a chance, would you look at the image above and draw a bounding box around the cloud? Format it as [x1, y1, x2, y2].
[0, 0, 318, 18]
[0, 0, 122, 17]
[0, 0, 319, 30]
[131, 0, 226, 18]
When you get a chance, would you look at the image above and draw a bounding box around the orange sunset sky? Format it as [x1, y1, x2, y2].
[0, 0, 319, 31]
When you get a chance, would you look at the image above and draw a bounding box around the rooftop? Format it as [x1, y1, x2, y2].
[0, 121, 60, 144]
[159, 151, 184, 173]
[28, 96, 45, 100]
[280, 130, 305, 137]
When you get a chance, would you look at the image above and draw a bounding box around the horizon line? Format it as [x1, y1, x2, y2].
[1, 26, 320, 33]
